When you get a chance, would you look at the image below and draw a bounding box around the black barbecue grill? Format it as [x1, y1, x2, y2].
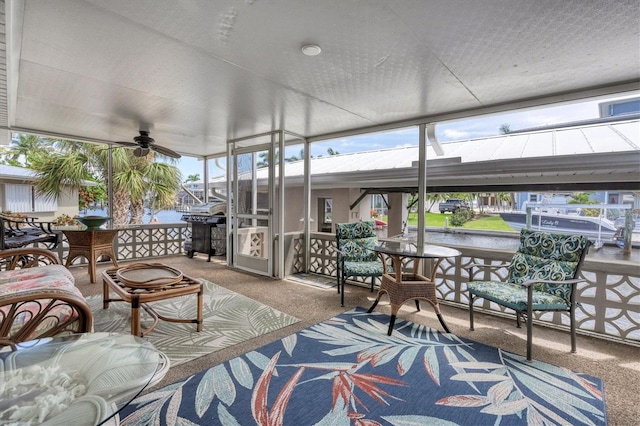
[182, 202, 227, 261]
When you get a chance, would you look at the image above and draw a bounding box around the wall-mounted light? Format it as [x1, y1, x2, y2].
[301, 44, 322, 56]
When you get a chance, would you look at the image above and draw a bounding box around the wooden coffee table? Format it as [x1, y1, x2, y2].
[102, 263, 203, 337]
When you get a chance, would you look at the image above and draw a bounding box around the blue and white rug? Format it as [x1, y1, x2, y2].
[120, 307, 606, 425]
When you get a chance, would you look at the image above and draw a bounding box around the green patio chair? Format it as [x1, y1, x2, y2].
[467, 228, 590, 361]
[335, 221, 384, 306]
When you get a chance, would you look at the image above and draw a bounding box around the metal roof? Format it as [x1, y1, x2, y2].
[215, 119, 640, 192]
[0, 164, 37, 180]
[0, 0, 638, 158]
[0, 164, 98, 186]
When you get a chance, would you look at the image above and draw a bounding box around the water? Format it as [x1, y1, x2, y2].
[83, 208, 186, 224]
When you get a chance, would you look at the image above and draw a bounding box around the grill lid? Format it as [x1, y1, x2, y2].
[190, 202, 226, 215]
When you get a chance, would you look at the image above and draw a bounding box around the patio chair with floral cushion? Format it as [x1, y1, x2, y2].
[466, 228, 591, 361]
[0, 247, 93, 346]
[335, 221, 384, 306]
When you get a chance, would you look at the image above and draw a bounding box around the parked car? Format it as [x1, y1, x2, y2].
[439, 199, 470, 213]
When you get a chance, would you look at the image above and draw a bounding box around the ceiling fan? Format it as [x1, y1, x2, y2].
[115, 131, 181, 159]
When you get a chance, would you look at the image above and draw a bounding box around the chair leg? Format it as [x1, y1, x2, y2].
[570, 304, 577, 354]
[340, 274, 345, 307]
[526, 305, 533, 361]
[469, 292, 475, 331]
[415, 300, 420, 311]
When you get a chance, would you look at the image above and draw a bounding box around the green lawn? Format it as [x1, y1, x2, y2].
[404, 212, 516, 232]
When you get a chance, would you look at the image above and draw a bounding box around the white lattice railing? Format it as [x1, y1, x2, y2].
[297, 232, 640, 345]
[53, 225, 639, 345]
[54, 224, 192, 264]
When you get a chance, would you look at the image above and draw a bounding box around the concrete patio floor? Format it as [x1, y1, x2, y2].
[72, 255, 639, 425]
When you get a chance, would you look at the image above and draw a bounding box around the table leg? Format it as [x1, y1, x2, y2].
[131, 295, 141, 337]
[196, 285, 203, 332]
[102, 277, 109, 309]
[89, 256, 97, 284]
[434, 304, 451, 333]
[367, 298, 379, 313]
[110, 251, 119, 268]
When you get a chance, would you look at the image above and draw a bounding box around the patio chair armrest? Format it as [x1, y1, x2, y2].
[0, 287, 93, 346]
[467, 262, 511, 280]
[521, 278, 585, 288]
[0, 247, 61, 270]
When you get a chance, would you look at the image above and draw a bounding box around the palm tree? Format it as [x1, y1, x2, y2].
[285, 149, 305, 162]
[29, 139, 182, 225]
[257, 151, 278, 168]
[185, 173, 200, 183]
[499, 124, 511, 134]
[496, 192, 512, 211]
[5, 134, 53, 167]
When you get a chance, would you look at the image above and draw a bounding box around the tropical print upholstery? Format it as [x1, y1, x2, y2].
[466, 228, 591, 360]
[508, 229, 588, 301]
[468, 229, 589, 310]
[336, 221, 383, 277]
[466, 281, 568, 311]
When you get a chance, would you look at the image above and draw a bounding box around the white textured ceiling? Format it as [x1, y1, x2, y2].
[2, 0, 639, 157]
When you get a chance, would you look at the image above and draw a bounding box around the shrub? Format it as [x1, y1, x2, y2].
[450, 208, 474, 226]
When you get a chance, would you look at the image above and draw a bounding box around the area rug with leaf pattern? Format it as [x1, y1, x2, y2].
[119, 307, 606, 425]
[86, 279, 300, 367]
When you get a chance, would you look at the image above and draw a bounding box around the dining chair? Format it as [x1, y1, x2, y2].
[466, 228, 591, 360]
[335, 221, 384, 306]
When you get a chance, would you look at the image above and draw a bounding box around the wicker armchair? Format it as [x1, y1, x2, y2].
[0, 247, 93, 347]
[466, 229, 590, 361]
[335, 221, 384, 306]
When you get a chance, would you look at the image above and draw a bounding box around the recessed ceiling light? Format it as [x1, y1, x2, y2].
[301, 44, 322, 56]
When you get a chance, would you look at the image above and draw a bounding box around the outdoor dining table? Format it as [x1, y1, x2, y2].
[61, 228, 120, 283]
[368, 239, 461, 335]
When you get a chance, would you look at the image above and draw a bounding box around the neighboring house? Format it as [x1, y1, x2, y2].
[191, 118, 638, 234]
[0, 164, 89, 221]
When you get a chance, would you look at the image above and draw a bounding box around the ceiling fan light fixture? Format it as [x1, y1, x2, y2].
[301, 44, 322, 56]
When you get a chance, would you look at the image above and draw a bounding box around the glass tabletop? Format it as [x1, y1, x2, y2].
[0, 332, 163, 425]
[376, 240, 462, 259]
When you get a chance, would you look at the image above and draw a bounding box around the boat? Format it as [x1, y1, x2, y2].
[498, 211, 618, 239]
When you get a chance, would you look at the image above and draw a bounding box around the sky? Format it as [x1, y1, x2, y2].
[177, 93, 638, 180]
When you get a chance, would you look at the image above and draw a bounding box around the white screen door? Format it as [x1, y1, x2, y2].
[232, 147, 272, 276]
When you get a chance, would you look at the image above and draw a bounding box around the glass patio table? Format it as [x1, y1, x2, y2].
[368, 239, 461, 335]
[0, 332, 167, 425]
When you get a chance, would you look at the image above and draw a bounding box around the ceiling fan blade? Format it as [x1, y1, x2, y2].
[151, 144, 182, 159]
[133, 147, 150, 157]
[114, 141, 138, 147]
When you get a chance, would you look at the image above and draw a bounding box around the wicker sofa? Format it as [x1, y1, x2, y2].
[0, 247, 92, 346]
